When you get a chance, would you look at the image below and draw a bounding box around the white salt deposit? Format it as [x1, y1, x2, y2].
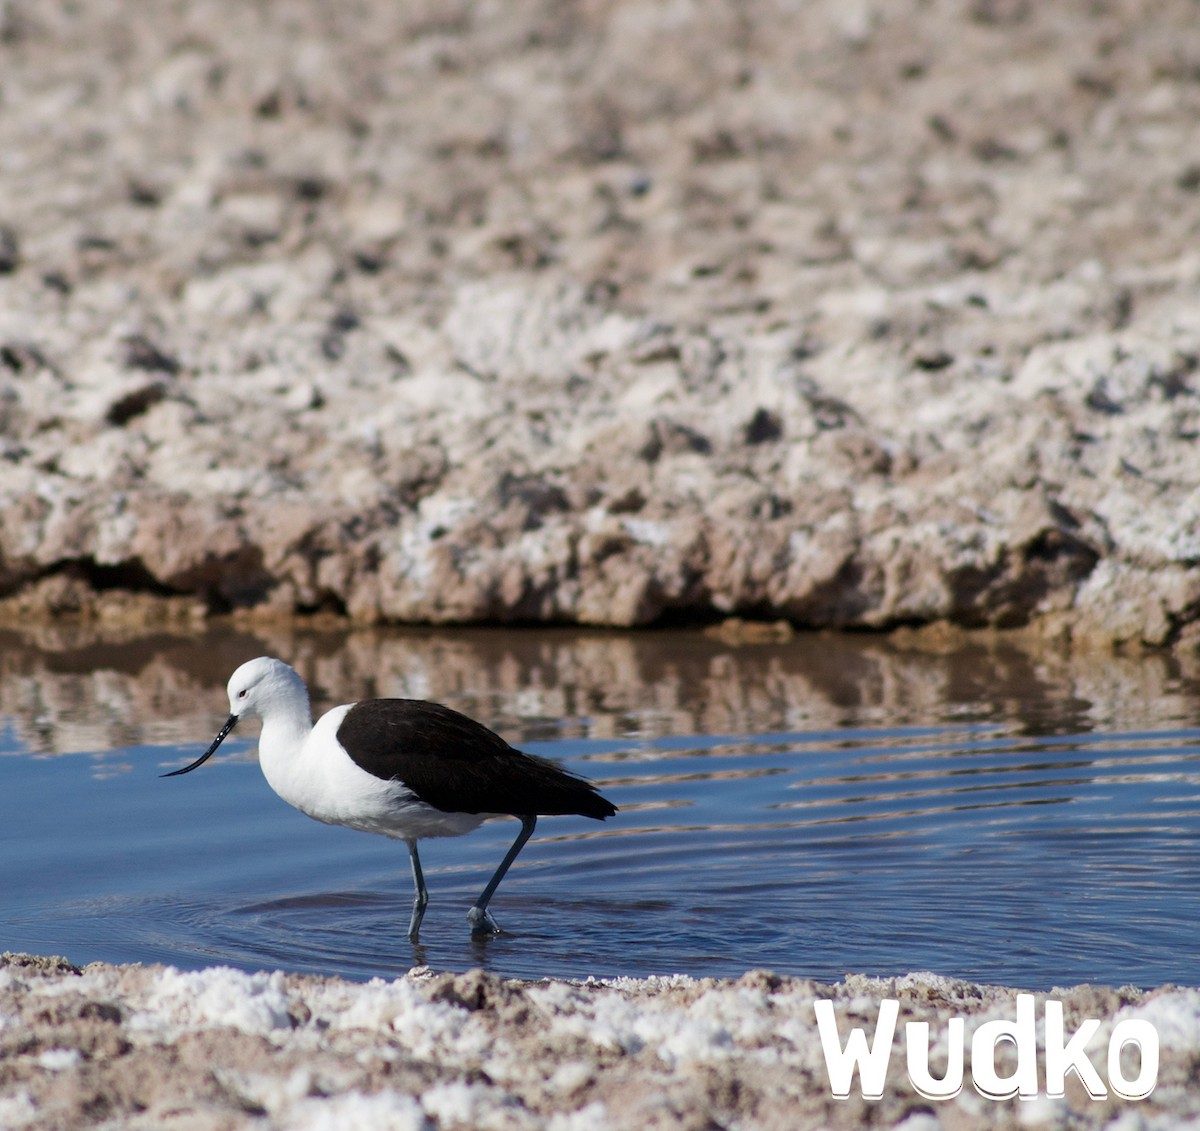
[0, 1091, 38, 1127]
[131, 966, 294, 1035]
[421, 1080, 515, 1127]
[34, 1048, 81, 1072]
[1117, 990, 1200, 1051]
[314, 975, 492, 1064]
[281, 1090, 428, 1131]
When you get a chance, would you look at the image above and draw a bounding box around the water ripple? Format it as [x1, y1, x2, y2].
[3, 721, 1199, 986]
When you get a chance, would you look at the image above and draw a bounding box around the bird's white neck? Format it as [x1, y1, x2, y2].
[259, 711, 312, 761]
[254, 686, 316, 805]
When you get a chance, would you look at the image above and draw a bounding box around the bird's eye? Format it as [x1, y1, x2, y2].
[237, 689, 248, 699]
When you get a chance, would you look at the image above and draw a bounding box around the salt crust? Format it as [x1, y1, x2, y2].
[3, 958, 1200, 1129]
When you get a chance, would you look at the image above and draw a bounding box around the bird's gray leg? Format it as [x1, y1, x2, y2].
[406, 839, 429, 941]
[467, 815, 536, 935]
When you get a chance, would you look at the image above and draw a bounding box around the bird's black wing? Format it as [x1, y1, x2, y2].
[336, 699, 616, 820]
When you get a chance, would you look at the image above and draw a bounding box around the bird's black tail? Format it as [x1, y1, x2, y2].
[516, 751, 618, 820]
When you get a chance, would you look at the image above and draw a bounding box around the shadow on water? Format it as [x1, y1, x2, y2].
[1, 622, 1199, 988]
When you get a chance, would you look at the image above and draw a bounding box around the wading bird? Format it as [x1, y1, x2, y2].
[164, 657, 617, 938]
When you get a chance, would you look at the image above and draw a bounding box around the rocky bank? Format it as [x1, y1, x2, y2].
[0, 0, 1198, 643]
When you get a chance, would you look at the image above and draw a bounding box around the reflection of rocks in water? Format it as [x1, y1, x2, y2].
[0, 626, 1196, 758]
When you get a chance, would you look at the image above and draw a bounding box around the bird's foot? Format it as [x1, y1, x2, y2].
[467, 905, 501, 935]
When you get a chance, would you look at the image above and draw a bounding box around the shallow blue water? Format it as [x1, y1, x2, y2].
[3, 682, 1199, 988]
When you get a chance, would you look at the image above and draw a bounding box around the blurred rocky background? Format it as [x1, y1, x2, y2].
[0, 0, 1198, 646]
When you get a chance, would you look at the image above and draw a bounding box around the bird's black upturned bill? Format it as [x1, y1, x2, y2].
[161, 713, 239, 777]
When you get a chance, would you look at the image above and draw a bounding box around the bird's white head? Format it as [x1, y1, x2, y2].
[227, 656, 309, 721]
[162, 656, 310, 779]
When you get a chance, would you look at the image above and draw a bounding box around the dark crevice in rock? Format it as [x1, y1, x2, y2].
[105, 383, 168, 426]
[947, 528, 1100, 630]
[167, 546, 276, 613]
[0, 558, 181, 603]
[62, 558, 180, 597]
[121, 335, 180, 375]
[295, 590, 348, 617]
